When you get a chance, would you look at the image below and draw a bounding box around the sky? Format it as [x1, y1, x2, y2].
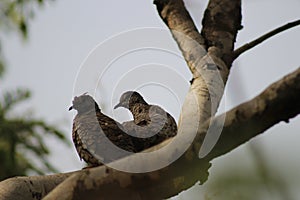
[1, 0, 300, 199]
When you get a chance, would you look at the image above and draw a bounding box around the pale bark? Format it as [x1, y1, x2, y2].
[0, 172, 75, 200]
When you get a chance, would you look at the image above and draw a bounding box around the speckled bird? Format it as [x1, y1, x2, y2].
[114, 91, 177, 151]
[69, 94, 135, 167]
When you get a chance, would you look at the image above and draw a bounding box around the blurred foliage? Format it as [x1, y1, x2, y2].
[0, 58, 4, 78]
[0, 0, 51, 38]
[0, 89, 69, 180]
[0, 0, 67, 181]
[0, 0, 53, 76]
[0, 41, 5, 78]
[202, 143, 294, 200]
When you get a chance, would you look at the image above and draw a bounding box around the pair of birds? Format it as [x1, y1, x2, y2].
[69, 91, 177, 167]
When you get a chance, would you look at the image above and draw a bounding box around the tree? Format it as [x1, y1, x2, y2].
[0, 0, 69, 181]
[0, 0, 299, 199]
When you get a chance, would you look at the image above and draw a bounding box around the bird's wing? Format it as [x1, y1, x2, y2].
[74, 112, 135, 164]
[96, 112, 136, 152]
[73, 114, 109, 164]
[148, 105, 178, 137]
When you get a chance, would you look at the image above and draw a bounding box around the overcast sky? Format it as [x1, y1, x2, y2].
[1, 0, 300, 199]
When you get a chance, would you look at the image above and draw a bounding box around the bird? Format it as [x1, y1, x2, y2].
[114, 91, 177, 151]
[69, 94, 136, 167]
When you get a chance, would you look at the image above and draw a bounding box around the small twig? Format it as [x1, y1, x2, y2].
[233, 19, 300, 60]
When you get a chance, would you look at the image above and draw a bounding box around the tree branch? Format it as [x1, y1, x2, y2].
[154, 0, 231, 126]
[43, 66, 300, 200]
[201, 0, 242, 66]
[233, 19, 300, 60]
[0, 171, 76, 200]
[201, 66, 300, 160]
[153, 0, 207, 74]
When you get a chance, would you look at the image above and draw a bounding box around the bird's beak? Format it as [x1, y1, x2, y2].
[114, 103, 122, 109]
[68, 106, 73, 111]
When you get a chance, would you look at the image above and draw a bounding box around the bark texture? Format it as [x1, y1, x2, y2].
[201, 0, 242, 65]
[0, 172, 75, 200]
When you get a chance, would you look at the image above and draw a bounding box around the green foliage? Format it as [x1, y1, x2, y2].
[0, 0, 51, 38]
[0, 0, 67, 181]
[0, 89, 69, 180]
[0, 0, 54, 74]
[0, 42, 4, 78]
[203, 144, 293, 200]
[0, 59, 4, 78]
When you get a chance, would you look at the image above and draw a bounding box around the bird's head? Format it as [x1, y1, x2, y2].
[69, 93, 100, 114]
[114, 91, 147, 110]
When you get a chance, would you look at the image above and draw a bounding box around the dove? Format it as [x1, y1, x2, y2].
[69, 94, 135, 167]
[114, 91, 177, 151]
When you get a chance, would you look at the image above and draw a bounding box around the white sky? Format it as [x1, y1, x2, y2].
[1, 0, 300, 199]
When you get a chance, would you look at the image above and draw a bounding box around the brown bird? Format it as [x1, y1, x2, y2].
[69, 94, 135, 167]
[114, 91, 177, 151]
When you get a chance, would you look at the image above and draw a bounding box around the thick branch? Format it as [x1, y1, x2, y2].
[199, 67, 300, 160]
[201, 0, 242, 66]
[233, 19, 300, 60]
[154, 0, 206, 74]
[42, 67, 300, 200]
[0, 171, 76, 200]
[154, 0, 230, 125]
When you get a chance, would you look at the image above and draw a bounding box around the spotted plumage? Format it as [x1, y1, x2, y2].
[69, 94, 135, 167]
[114, 91, 177, 151]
